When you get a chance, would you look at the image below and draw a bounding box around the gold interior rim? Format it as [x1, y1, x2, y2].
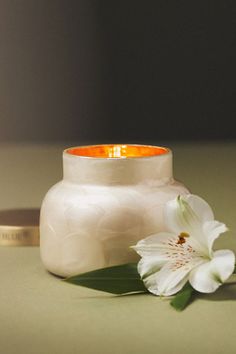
[65, 144, 170, 158]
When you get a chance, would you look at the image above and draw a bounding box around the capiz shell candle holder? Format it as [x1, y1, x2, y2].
[40, 144, 189, 277]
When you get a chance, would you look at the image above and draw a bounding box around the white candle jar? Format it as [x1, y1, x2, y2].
[40, 144, 189, 277]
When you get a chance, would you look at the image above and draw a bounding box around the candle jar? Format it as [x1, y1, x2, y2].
[40, 144, 189, 277]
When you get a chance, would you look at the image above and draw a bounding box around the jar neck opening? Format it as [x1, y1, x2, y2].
[66, 144, 170, 159]
[63, 144, 173, 186]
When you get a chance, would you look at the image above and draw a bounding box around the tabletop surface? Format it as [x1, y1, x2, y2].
[0, 142, 236, 354]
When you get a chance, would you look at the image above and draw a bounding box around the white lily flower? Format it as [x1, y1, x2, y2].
[133, 195, 235, 296]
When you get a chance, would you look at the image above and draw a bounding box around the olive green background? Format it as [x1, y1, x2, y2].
[0, 142, 236, 354]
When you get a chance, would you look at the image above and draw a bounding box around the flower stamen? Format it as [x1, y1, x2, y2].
[177, 232, 190, 245]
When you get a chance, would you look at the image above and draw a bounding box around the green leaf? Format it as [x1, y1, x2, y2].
[234, 264, 236, 274]
[170, 283, 195, 311]
[64, 263, 148, 295]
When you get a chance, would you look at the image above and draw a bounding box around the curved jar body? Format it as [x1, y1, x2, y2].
[40, 144, 189, 277]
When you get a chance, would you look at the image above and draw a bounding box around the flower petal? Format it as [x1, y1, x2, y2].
[164, 195, 215, 254]
[132, 232, 177, 259]
[203, 220, 228, 252]
[133, 231, 202, 266]
[189, 249, 235, 293]
[141, 260, 192, 296]
[137, 256, 167, 279]
[184, 194, 214, 222]
[134, 231, 204, 296]
[165, 194, 214, 234]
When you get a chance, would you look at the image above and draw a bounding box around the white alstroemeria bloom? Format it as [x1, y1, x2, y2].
[133, 195, 235, 296]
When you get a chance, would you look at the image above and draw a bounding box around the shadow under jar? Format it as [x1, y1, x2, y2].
[40, 144, 189, 277]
